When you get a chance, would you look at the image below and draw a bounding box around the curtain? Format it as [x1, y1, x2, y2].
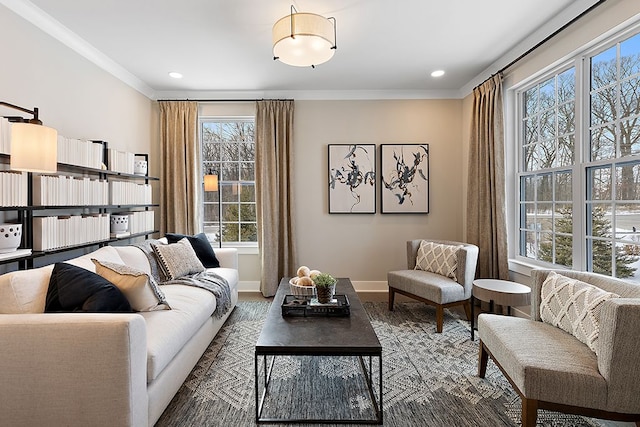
[255, 100, 297, 297]
[159, 101, 200, 235]
[467, 75, 509, 280]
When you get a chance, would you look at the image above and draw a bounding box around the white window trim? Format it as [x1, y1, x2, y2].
[506, 17, 640, 277]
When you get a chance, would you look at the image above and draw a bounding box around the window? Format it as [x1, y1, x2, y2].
[200, 118, 257, 246]
[516, 29, 640, 282]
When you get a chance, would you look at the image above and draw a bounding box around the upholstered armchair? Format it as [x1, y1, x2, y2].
[387, 239, 479, 333]
[478, 269, 640, 427]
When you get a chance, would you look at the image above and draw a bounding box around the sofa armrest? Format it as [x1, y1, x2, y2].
[0, 313, 148, 427]
[597, 298, 640, 413]
[215, 247, 238, 270]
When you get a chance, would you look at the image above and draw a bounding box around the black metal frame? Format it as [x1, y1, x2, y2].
[254, 352, 383, 424]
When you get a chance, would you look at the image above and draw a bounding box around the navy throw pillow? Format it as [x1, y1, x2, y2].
[45, 262, 132, 313]
[165, 232, 220, 268]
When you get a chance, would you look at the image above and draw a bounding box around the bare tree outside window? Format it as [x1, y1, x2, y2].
[201, 119, 257, 245]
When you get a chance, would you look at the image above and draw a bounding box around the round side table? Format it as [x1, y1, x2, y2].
[470, 279, 531, 341]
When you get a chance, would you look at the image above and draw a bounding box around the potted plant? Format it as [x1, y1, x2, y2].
[313, 273, 337, 303]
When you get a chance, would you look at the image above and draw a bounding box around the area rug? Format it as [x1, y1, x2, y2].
[156, 301, 604, 427]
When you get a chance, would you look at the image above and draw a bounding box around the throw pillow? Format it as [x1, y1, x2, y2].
[92, 259, 171, 312]
[414, 240, 463, 281]
[166, 232, 220, 268]
[540, 271, 619, 354]
[151, 237, 205, 280]
[45, 262, 132, 313]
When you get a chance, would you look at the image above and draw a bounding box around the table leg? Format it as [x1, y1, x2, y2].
[507, 306, 512, 316]
[470, 296, 475, 341]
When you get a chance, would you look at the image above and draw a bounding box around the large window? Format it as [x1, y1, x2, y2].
[516, 29, 640, 282]
[200, 118, 257, 246]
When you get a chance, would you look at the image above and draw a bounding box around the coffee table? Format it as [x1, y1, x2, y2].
[255, 277, 383, 424]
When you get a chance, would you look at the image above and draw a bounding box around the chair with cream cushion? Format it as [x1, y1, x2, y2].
[478, 269, 640, 427]
[387, 239, 479, 333]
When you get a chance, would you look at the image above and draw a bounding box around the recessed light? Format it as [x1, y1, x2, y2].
[168, 72, 183, 79]
[431, 70, 445, 78]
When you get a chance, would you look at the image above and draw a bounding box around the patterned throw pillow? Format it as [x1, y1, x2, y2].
[540, 271, 619, 355]
[414, 240, 463, 281]
[92, 259, 171, 312]
[151, 238, 205, 280]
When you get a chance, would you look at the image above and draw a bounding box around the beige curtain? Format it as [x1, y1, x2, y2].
[467, 75, 509, 280]
[255, 100, 297, 297]
[159, 101, 200, 235]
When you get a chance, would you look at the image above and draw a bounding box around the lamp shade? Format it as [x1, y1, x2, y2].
[273, 12, 335, 67]
[10, 123, 57, 173]
[204, 174, 218, 192]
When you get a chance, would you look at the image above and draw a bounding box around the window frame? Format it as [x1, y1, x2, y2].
[509, 22, 640, 280]
[199, 115, 258, 249]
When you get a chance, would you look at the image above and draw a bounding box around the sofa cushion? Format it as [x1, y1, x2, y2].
[92, 259, 171, 312]
[0, 264, 54, 313]
[540, 271, 619, 355]
[152, 238, 205, 280]
[387, 269, 465, 304]
[65, 245, 126, 273]
[140, 284, 216, 381]
[45, 263, 132, 313]
[414, 240, 462, 281]
[166, 233, 220, 268]
[478, 313, 608, 410]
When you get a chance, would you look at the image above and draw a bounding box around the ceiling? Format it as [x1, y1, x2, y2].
[4, 0, 601, 99]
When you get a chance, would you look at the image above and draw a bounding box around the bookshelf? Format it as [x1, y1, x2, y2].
[0, 140, 159, 269]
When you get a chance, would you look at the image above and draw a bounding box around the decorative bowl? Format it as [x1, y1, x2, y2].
[110, 214, 129, 233]
[289, 277, 316, 297]
[133, 160, 148, 176]
[0, 223, 22, 253]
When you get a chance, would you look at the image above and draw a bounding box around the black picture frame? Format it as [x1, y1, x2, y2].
[380, 144, 429, 214]
[328, 144, 376, 214]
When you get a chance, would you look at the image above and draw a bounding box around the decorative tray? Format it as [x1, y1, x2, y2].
[281, 294, 351, 317]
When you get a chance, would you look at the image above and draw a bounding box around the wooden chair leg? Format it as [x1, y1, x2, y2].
[463, 300, 472, 321]
[521, 398, 538, 427]
[478, 341, 488, 378]
[388, 287, 395, 311]
[436, 305, 444, 333]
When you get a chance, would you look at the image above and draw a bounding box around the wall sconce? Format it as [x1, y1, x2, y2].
[272, 5, 337, 68]
[203, 173, 222, 248]
[1, 101, 57, 173]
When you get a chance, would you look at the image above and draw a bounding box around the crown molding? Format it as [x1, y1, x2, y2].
[152, 89, 463, 101]
[1, 0, 155, 99]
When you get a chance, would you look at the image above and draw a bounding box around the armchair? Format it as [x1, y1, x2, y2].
[478, 269, 640, 426]
[387, 239, 479, 333]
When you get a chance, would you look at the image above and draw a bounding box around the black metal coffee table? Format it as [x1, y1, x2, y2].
[255, 277, 383, 424]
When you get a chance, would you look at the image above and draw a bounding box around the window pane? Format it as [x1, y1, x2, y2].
[524, 144, 536, 171]
[524, 204, 536, 230]
[615, 203, 640, 237]
[556, 135, 574, 167]
[240, 204, 256, 222]
[557, 102, 575, 135]
[554, 204, 572, 232]
[589, 204, 612, 238]
[241, 183, 256, 202]
[591, 86, 617, 125]
[524, 87, 538, 117]
[558, 68, 575, 103]
[534, 142, 554, 170]
[538, 173, 553, 201]
[524, 118, 538, 145]
[615, 242, 639, 279]
[590, 125, 616, 161]
[539, 78, 555, 109]
[616, 163, 640, 200]
[555, 172, 572, 201]
[240, 163, 255, 181]
[620, 119, 640, 157]
[240, 223, 257, 242]
[538, 203, 553, 231]
[239, 142, 255, 160]
[620, 77, 640, 119]
[591, 46, 617, 89]
[540, 111, 556, 140]
[204, 204, 219, 222]
[554, 234, 573, 268]
[620, 32, 640, 79]
[221, 203, 238, 222]
[588, 166, 612, 200]
[524, 231, 538, 258]
[222, 163, 239, 182]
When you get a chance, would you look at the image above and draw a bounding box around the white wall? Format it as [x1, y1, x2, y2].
[0, 6, 154, 165]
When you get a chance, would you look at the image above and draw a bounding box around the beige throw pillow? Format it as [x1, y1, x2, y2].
[92, 259, 170, 312]
[414, 240, 462, 281]
[540, 271, 619, 355]
[151, 238, 205, 280]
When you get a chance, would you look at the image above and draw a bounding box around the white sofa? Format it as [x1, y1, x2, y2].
[0, 242, 239, 427]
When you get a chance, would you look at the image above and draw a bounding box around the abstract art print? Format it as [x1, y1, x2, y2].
[380, 144, 429, 213]
[328, 144, 376, 213]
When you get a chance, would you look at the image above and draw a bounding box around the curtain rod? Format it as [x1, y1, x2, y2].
[156, 98, 294, 102]
[478, 0, 608, 88]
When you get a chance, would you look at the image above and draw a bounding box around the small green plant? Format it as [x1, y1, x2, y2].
[313, 272, 336, 288]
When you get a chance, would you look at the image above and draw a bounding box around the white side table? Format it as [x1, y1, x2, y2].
[470, 279, 531, 341]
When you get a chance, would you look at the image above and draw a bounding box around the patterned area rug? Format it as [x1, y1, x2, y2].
[156, 301, 604, 427]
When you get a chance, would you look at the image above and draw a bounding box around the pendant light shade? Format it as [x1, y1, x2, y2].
[273, 7, 336, 68]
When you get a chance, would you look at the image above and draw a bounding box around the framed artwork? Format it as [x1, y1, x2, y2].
[380, 144, 429, 214]
[328, 144, 376, 213]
